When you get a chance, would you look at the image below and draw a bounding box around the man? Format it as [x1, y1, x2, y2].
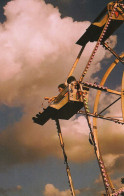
[58, 83, 66, 93]
[67, 76, 76, 84]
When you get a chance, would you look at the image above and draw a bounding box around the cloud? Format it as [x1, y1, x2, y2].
[0, 115, 94, 166]
[98, 122, 124, 157]
[96, 106, 124, 175]
[112, 155, 124, 172]
[43, 184, 80, 196]
[0, 0, 116, 106]
[0, 0, 120, 169]
[103, 154, 120, 169]
[95, 170, 124, 191]
[104, 35, 117, 58]
[0, 185, 22, 195]
[112, 177, 124, 189]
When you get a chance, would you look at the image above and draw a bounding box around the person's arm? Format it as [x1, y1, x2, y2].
[44, 96, 57, 103]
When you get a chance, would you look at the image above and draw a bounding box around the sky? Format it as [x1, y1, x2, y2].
[0, 0, 124, 196]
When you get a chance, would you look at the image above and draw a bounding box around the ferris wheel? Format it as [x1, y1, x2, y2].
[33, 1, 124, 195]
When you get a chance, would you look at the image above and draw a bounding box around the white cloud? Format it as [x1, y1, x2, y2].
[43, 184, 80, 196]
[0, 0, 119, 167]
[103, 153, 120, 168]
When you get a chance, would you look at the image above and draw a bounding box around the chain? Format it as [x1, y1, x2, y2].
[79, 2, 118, 83]
[81, 89, 97, 150]
[55, 119, 76, 196]
[110, 187, 124, 196]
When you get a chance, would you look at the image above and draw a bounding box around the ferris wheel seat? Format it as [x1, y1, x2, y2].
[76, 0, 124, 47]
[76, 20, 123, 47]
[32, 89, 84, 126]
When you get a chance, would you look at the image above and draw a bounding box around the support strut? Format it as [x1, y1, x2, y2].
[102, 42, 124, 65]
[65, 46, 85, 85]
[55, 119, 76, 196]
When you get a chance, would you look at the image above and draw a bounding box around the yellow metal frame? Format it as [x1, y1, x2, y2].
[121, 72, 124, 121]
[93, 53, 124, 194]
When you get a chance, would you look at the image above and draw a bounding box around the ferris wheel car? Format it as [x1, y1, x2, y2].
[32, 83, 84, 125]
[76, 1, 124, 47]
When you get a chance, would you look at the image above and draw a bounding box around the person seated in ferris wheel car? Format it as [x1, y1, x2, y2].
[44, 83, 66, 103]
[67, 76, 76, 84]
[32, 76, 83, 126]
[67, 76, 80, 90]
[67, 76, 82, 100]
[44, 76, 79, 103]
[58, 83, 67, 93]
